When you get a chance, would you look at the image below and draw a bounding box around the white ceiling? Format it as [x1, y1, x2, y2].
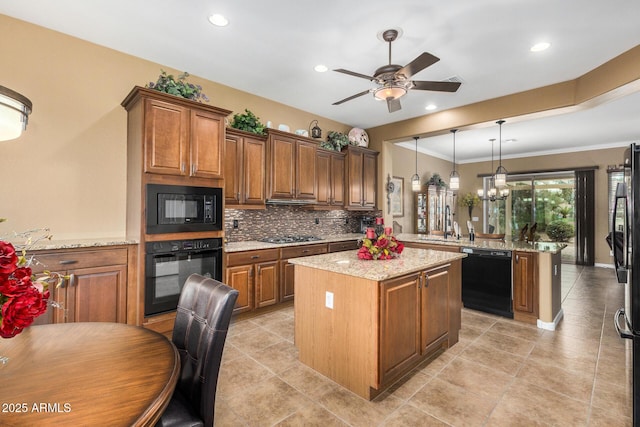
[1, 0, 639, 161]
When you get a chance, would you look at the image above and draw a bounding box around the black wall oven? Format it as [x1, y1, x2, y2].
[145, 238, 222, 316]
[146, 184, 223, 234]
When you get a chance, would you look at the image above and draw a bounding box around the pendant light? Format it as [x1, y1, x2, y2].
[449, 129, 459, 190]
[478, 138, 508, 201]
[411, 136, 421, 191]
[494, 120, 508, 187]
[0, 85, 32, 141]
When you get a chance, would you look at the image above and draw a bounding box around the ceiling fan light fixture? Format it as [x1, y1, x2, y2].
[373, 83, 407, 101]
[0, 85, 32, 141]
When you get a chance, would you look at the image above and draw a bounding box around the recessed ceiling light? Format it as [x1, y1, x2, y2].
[425, 104, 437, 111]
[530, 42, 550, 52]
[314, 64, 328, 73]
[208, 14, 229, 27]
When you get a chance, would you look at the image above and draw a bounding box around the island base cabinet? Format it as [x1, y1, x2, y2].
[294, 259, 462, 400]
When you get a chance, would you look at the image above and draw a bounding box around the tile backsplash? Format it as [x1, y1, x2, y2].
[225, 206, 379, 242]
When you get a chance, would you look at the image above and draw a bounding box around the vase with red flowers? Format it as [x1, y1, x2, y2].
[357, 233, 405, 260]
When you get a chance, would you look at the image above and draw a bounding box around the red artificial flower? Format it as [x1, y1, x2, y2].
[0, 286, 50, 338]
[0, 241, 18, 276]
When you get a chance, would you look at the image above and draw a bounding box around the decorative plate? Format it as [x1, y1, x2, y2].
[348, 128, 369, 147]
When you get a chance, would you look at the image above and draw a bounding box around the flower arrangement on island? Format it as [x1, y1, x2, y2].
[0, 224, 64, 339]
[358, 233, 405, 260]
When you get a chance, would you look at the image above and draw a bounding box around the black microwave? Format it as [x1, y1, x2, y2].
[146, 184, 223, 234]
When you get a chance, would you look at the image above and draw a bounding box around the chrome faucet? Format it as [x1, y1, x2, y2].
[444, 205, 451, 239]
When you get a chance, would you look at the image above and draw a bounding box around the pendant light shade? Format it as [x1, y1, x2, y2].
[411, 136, 421, 191]
[449, 129, 459, 190]
[494, 120, 507, 187]
[0, 85, 32, 141]
[478, 137, 508, 201]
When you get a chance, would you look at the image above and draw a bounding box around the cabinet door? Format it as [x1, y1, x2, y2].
[255, 261, 278, 308]
[362, 151, 377, 208]
[379, 273, 421, 386]
[280, 259, 295, 302]
[224, 133, 243, 205]
[243, 137, 266, 205]
[316, 151, 331, 206]
[513, 251, 538, 315]
[296, 140, 318, 200]
[330, 154, 345, 206]
[421, 266, 450, 352]
[225, 265, 253, 314]
[66, 265, 127, 323]
[144, 99, 188, 176]
[269, 135, 296, 199]
[346, 149, 364, 208]
[190, 109, 224, 178]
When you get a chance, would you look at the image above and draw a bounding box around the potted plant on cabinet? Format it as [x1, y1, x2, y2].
[229, 109, 266, 136]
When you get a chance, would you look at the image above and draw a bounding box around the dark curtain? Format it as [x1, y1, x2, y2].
[575, 169, 595, 265]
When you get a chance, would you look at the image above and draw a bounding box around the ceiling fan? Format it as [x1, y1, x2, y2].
[332, 29, 461, 113]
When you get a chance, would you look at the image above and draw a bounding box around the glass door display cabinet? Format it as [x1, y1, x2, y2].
[415, 185, 455, 234]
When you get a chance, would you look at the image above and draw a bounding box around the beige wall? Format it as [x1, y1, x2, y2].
[0, 15, 350, 239]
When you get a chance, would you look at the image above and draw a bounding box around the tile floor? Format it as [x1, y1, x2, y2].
[214, 265, 633, 426]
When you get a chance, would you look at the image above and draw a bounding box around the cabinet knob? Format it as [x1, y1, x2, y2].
[251, 255, 260, 259]
[515, 254, 520, 263]
[58, 260, 78, 265]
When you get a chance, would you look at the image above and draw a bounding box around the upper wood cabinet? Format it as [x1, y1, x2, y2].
[225, 128, 267, 207]
[345, 146, 378, 210]
[315, 149, 346, 209]
[266, 129, 318, 202]
[122, 86, 231, 180]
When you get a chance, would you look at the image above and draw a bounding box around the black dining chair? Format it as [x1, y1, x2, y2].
[155, 274, 238, 427]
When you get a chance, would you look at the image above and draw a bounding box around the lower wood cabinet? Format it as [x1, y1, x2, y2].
[279, 243, 328, 302]
[225, 249, 279, 314]
[31, 246, 131, 324]
[421, 264, 451, 352]
[513, 250, 539, 323]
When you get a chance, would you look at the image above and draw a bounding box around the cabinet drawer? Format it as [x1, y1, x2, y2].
[328, 240, 359, 252]
[31, 248, 129, 273]
[226, 248, 279, 266]
[281, 243, 328, 259]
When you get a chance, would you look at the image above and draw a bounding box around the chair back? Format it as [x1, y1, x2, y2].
[171, 274, 238, 427]
[475, 232, 505, 240]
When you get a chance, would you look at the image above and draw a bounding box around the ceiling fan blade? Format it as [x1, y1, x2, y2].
[387, 98, 401, 113]
[333, 89, 371, 105]
[397, 52, 440, 79]
[333, 69, 375, 81]
[411, 80, 462, 92]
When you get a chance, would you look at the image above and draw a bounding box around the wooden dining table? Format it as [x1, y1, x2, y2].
[0, 322, 179, 426]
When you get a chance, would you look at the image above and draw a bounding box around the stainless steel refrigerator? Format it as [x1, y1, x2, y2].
[612, 143, 638, 422]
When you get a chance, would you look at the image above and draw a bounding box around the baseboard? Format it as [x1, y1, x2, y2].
[594, 263, 614, 269]
[537, 308, 564, 331]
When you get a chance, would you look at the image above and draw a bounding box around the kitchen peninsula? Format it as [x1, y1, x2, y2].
[289, 247, 465, 400]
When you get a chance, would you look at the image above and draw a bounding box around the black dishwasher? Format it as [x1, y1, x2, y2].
[461, 247, 513, 318]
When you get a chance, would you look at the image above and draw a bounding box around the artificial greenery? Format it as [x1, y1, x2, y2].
[427, 173, 447, 188]
[459, 192, 480, 208]
[546, 220, 575, 242]
[146, 69, 209, 102]
[229, 109, 266, 135]
[320, 131, 350, 151]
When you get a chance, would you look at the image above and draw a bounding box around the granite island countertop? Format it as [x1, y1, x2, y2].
[224, 233, 364, 253]
[288, 247, 466, 281]
[396, 233, 567, 254]
[7, 237, 138, 252]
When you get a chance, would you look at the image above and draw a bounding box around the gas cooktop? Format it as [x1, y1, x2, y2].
[260, 235, 323, 244]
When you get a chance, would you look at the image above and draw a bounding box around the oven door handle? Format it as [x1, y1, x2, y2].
[614, 308, 634, 340]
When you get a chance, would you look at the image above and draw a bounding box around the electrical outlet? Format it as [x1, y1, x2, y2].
[233, 220, 239, 229]
[345, 218, 349, 225]
[315, 218, 319, 224]
[325, 291, 334, 309]
[472, 216, 479, 222]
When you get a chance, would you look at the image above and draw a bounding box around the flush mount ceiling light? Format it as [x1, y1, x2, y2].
[411, 136, 421, 192]
[530, 42, 550, 52]
[0, 85, 32, 141]
[314, 64, 328, 73]
[449, 129, 459, 191]
[208, 14, 229, 27]
[425, 104, 437, 111]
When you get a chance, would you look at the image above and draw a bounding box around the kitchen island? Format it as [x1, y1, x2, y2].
[289, 247, 466, 400]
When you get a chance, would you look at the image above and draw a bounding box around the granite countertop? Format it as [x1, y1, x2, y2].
[288, 247, 466, 281]
[396, 233, 567, 254]
[224, 233, 364, 253]
[15, 237, 138, 252]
